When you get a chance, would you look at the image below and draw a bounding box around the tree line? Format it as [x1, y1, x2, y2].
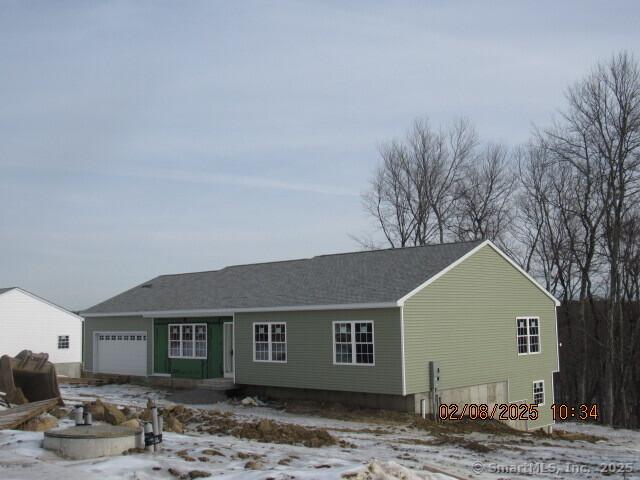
[358, 52, 640, 428]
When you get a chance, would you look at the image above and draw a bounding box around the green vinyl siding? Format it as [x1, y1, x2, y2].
[403, 244, 558, 428]
[234, 308, 403, 395]
[83, 316, 153, 375]
[154, 318, 226, 379]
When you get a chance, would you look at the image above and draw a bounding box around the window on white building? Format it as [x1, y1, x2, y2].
[57, 335, 69, 349]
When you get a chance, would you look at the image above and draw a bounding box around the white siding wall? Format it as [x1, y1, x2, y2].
[0, 289, 82, 364]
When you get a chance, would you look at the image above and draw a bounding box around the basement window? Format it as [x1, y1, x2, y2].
[168, 324, 207, 359]
[333, 321, 374, 365]
[57, 335, 69, 349]
[253, 323, 287, 363]
[516, 317, 541, 355]
[533, 380, 545, 406]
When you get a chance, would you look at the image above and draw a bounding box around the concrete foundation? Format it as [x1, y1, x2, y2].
[54, 362, 82, 378]
[237, 385, 415, 411]
[89, 372, 237, 391]
[43, 425, 142, 459]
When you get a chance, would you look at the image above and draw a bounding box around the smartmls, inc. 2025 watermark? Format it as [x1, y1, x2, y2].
[471, 461, 636, 476]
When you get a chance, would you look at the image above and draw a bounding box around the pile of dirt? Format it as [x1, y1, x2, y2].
[282, 400, 412, 425]
[139, 403, 339, 448]
[535, 428, 606, 443]
[412, 416, 520, 436]
[225, 418, 336, 448]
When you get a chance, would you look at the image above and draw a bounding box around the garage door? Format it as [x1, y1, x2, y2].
[95, 332, 147, 376]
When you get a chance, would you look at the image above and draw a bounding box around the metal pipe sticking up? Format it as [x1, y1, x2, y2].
[74, 405, 84, 426]
[150, 400, 160, 452]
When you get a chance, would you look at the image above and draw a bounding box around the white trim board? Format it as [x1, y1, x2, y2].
[82, 302, 398, 318]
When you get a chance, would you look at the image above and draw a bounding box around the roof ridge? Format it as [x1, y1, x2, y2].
[158, 257, 312, 277]
[155, 240, 485, 278]
[313, 238, 485, 258]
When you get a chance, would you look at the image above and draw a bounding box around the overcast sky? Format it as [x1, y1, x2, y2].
[1, 1, 638, 310]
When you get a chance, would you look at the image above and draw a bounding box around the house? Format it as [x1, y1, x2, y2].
[81, 239, 559, 431]
[0, 287, 83, 377]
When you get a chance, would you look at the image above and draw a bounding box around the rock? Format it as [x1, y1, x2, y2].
[201, 449, 223, 457]
[103, 402, 126, 425]
[244, 460, 263, 470]
[121, 418, 141, 430]
[88, 399, 105, 420]
[20, 413, 58, 432]
[240, 396, 258, 406]
[188, 471, 211, 479]
[168, 468, 182, 478]
[165, 415, 183, 434]
[49, 407, 70, 419]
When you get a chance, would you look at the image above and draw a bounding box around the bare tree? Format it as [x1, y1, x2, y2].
[453, 143, 514, 247]
[564, 52, 640, 425]
[360, 117, 477, 247]
[360, 141, 416, 248]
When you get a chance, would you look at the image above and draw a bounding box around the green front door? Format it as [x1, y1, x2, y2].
[153, 318, 227, 379]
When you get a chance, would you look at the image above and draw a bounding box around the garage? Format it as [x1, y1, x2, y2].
[94, 332, 147, 376]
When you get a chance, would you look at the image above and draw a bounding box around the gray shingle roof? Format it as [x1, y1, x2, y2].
[82, 240, 484, 315]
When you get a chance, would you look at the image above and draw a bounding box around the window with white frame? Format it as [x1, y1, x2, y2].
[517, 317, 540, 354]
[333, 321, 374, 365]
[253, 323, 287, 362]
[57, 335, 69, 349]
[533, 380, 545, 405]
[168, 324, 207, 359]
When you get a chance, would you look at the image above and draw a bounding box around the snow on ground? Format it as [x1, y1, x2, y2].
[0, 383, 638, 480]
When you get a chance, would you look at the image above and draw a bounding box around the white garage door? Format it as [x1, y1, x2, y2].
[95, 332, 147, 376]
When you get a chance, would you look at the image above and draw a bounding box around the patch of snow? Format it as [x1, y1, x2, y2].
[1, 384, 636, 480]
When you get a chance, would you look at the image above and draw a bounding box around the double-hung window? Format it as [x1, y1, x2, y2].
[533, 380, 545, 405]
[57, 335, 69, 349]
[168, 324, 207, 359]
[333, 321, 374, 365]
[516, 317, 540, 355]
[253, 323, 287, 363]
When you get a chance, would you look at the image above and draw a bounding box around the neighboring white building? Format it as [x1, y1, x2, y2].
[0, 287, 83, 377]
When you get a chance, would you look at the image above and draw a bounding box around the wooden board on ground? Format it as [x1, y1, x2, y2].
[0, 398, 60, 430]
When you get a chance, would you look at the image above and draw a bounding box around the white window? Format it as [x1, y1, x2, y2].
[516, 317, 541, 355]
[57, 335, 69, 349]
[333, 321, 374, 365]
[533, 380, 545, 405]
[168, 324, 207, 359]
[253, 323, 287, 363]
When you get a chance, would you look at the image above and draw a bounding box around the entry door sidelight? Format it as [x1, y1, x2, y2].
[223, 322, 234, 378]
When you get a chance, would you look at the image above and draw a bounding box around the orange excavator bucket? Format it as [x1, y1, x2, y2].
[0, 350, 62, 405]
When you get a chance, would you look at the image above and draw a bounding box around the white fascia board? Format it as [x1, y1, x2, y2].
[82, 302, 399, 318]
[397, 240, 561, 307]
